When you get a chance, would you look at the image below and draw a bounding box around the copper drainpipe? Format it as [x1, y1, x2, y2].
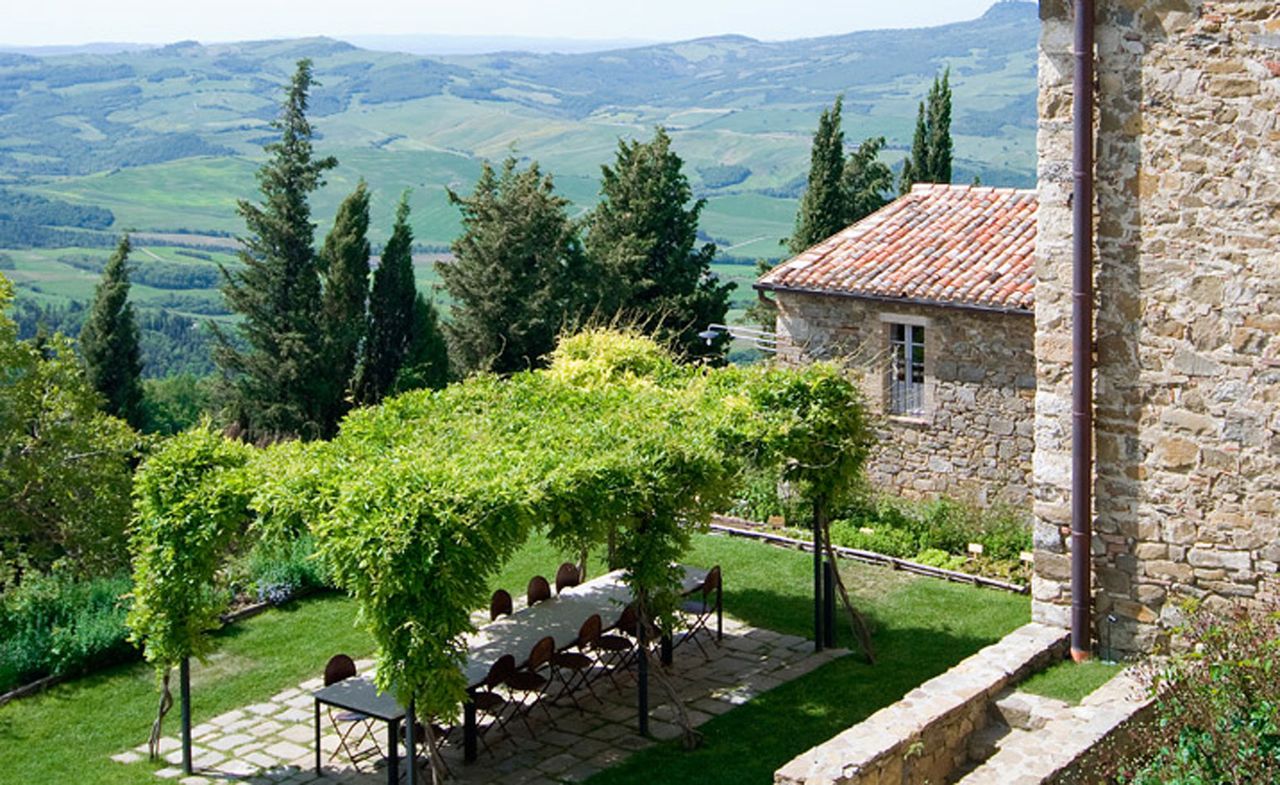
[1071, 0, 1095, 662]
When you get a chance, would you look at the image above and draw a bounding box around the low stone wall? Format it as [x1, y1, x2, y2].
[774, 623, 1068, 785]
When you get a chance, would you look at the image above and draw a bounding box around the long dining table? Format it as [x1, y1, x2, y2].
[457, 564, 711, 761]
[312, 564, 715, 781]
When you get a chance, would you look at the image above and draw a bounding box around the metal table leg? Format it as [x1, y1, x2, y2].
[387, 719, 399, 785]
[463, 700, 478, 763]
[314, 699, 321, 775]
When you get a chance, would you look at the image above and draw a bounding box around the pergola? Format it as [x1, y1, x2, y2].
[126, 330, 876, 781]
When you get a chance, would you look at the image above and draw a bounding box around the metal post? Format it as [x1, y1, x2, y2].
[387, 719, 399, 785]
[813, 510, 824, 652]
[406, 701, 417, 785]
[637, 619, 649, 735]
[1071, 0, 1096, 663]
[179, 657, 192, 774]
[314, 699, 321, 775]
[463, 700, 477, 763]
[716, 576, 723, 642]
[823, 559, 837, 649]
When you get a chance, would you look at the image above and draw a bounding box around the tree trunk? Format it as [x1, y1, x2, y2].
[148, 667, 174, 760]
[816, 498, 876, 663]
[635, 592, 702, 749]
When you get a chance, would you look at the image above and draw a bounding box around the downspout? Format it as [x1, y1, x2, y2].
[1070, 0, 1095, 662]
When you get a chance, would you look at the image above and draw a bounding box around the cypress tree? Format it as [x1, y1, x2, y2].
[586, 127, 733, 362]
[843, 136, 894, 224]
[899, 69, 953, 193]
[900, 100, 929, 195]
[215, 58, 337, 441]
[354, 193, 416, 405]
[80, 235, 144, 429]
[391, 293, 450, 394]
[788, 96, 848, 254]
[318, 181, 371, 430]
[441, 157, 591, 375]
[925, 68, 953, 186]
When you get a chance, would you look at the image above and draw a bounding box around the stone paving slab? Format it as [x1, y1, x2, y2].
[115, 616, 844, 784]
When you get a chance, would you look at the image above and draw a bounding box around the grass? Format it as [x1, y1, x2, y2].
[0, 533, 1028, 785]
[586, 534, 1029, 785]
[1019, 659, 1123, 705]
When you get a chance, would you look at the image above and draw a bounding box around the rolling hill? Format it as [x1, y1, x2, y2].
[0, 1, 1038, 373]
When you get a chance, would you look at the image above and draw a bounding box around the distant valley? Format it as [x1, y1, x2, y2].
[0, 0, 1037, 354]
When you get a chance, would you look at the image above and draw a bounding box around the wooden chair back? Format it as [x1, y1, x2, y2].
[527, 575, 551, 606]
[324, 653, 357, 686]
[554, 562, 580, 594]
[527, 636, 555, 670]
[490, 589, 513, 621]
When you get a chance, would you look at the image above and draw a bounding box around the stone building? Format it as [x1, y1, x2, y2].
[757, 184, 1038, 507]
[1033, 0, 1280, 656]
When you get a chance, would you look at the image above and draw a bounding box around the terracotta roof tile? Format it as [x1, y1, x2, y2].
[757, 184, 1037, 312]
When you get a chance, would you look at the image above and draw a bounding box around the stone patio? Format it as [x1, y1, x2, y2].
[112, 616, 845, 784]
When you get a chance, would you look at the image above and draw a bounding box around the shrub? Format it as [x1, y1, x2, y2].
[239, 535, 333, 606]
[1112, 601, 1280, 784]
[0, 571, 134, 692]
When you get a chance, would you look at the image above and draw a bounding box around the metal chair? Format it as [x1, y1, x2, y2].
[526, 575, 551, 606]
[322, 654, 382, 771]
[678, 565, 722, 660]
[594, 604, 640, 690]
[469, 654, 516, 754]
[554, 561, 581, 595]
[503, 636, 556, 734]
[551, 613, 603, 710]
[489, 588, 513, 621]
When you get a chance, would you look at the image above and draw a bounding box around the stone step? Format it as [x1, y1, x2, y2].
[990, 688, 1071, 731]
[966, 720, 1011, 763]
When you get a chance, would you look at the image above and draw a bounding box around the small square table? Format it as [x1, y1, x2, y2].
[314, 676, 405, 785]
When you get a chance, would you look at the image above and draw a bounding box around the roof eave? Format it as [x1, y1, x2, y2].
[753, 280, 1035, 316]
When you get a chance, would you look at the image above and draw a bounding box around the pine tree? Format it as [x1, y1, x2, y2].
[586, 127, 733, 362]
[215, 58, 337, 441]
[441, 157, 592, 375]
[317, 181, 371, 430]
[843, 136, 895, 224]
[391, 293, 450, 394]
[899, 69, 953, 193]
[80, 235, 144, 429]
[354, 193, 416, 405]
[788, 97, 848, 254]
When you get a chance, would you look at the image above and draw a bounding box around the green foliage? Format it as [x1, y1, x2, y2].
[788, 97, 847, 254]
[442, 156, 594, 374]
[318, 180, 372, 429]
[236, 535, 332, 606]
[391, 293, 450, 394]
[126, 426, 253, 668]
[0, 189, 114, 230]
[355, 193, 417, 404]
[215, 58, 338, 441]
[899, 69, 952, 193]
[586, 127, 734, 362]
[0, 273, 141, 578]
[1112, 602, 1280, 784]
[141, 373, 214, 435]
[790, 99, 894, 254]
[0, 571, 134, 692]
[79, 235, 145, 429]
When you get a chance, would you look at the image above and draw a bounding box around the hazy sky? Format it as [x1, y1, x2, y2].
[5, 0, 1003, 47]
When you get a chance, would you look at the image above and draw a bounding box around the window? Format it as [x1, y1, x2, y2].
[889, 322, 925, 415]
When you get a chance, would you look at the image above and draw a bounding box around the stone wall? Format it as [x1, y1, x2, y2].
[1033, 0, 1280, 654]
[774, 623, 1068, 785]
[774, 290, 1036, 507]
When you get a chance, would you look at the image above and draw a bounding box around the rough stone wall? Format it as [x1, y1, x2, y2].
[1033, 0, 1280, 655]
[774, 623, 1068, 785]
[774, 291, 1036, 507]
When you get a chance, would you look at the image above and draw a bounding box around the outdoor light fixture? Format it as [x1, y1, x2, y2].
[699, 323, 778, 353]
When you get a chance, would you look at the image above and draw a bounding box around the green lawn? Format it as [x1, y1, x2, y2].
[1019, 659, 1122, 705]
[0, 533, 1027, 785]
